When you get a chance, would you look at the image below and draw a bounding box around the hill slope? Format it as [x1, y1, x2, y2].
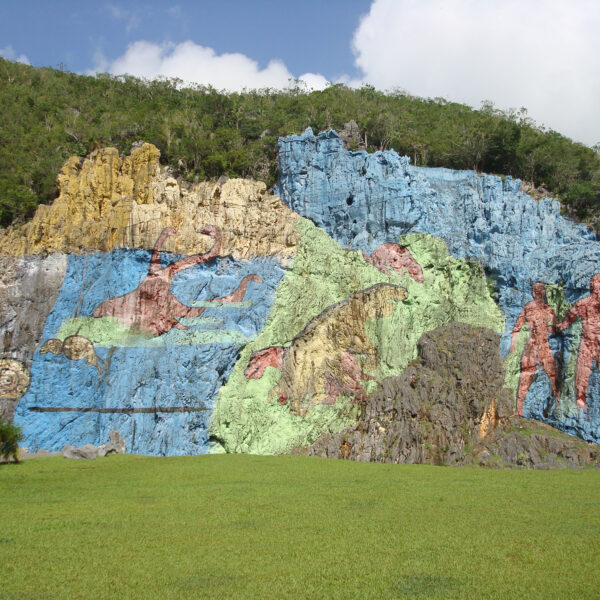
[1, 58, 599, 229]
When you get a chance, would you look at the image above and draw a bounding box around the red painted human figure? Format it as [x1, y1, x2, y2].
[509, 282, 560, 416]
[557, 274, 600, 409]
[93, 226, 262, 336]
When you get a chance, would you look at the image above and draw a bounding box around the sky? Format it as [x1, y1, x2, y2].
[1, 0, 599, 147]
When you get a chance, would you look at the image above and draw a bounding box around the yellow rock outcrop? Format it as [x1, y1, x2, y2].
[0, 143, 299, 259]
[272, 283, 408, 417]
[127, 177, 299, 259]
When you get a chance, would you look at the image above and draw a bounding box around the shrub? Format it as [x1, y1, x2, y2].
[0, 419, 24, 463]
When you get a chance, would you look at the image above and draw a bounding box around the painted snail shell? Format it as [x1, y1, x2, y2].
[0, 359, 30, 400]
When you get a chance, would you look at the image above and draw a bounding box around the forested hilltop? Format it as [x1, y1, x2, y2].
[1, 56, 599, 229]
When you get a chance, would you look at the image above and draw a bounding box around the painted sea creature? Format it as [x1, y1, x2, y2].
[39, 336, 104, 374]
[92, 226, 263, 336]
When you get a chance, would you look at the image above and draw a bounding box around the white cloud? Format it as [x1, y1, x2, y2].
[351, 0, 600, 146]
[295, 72, 330, 91]
[0, 45, 30, 65]
[97, 40, 329, 92]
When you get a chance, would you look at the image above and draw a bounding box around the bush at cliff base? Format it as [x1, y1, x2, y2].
[0, 420, 24, 463]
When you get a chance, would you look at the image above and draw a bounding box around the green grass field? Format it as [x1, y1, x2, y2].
[1, 455, 599, 599]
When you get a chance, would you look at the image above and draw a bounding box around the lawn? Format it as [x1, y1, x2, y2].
[1, 454, 599, 599]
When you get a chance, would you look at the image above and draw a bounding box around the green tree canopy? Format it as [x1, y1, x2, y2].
[1, 57, 598, 229]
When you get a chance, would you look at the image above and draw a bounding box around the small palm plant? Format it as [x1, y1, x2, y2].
[0, 419, 24, 463]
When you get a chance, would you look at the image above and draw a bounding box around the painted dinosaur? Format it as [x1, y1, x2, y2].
[363, 243, 424, 282]
[246, 283, 407, 417]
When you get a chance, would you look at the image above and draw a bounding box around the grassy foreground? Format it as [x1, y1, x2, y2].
[1, 455, 599, 600]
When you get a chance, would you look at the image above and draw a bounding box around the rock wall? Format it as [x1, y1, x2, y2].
[210, 224, 503, 454]
[0, 144, 299, 258]
[2, 132, 599, 457]
[298, 322, 515, 464]
[0, 254, 67, 420]
[299, 323, 600, 469]
[277, 128, 600, 444]
[1, 144, 297, 455]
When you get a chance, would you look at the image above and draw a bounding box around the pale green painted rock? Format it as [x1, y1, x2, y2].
[210, 218, 504, 454]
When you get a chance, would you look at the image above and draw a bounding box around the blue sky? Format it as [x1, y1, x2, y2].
[1, 0, 599, 147]
[0, 0, 369, 80]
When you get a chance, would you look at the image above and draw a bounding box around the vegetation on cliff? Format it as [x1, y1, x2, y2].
[1, 57, 599, 228]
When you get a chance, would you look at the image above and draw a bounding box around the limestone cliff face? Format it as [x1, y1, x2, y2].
[0, 143, 299, 258]
[277, 128, 600, 445]
[2, 133, 599, 459]
[210, 225, 504, 455]
[0, 144, 159, 255]
[0, 254, 67, 420]
[299, 323, 514, 464]
[0, 144, 299, 455]
[300, 323, 600, 469]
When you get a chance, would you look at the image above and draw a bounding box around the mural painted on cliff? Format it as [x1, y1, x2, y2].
[509, 282, 561, 417]
[363, 243, 424, 282]
[7, 134, 600, 455]
[210, 220, 505, 455]
[506, 275, 600, 435]
[40, 336, 104, 373]
[91, 226, 261, 336]
[557, 274, 600, 409]
[275, 128, 600, 443]
[0, 359, 30, 400]
[247, 284, 408, 417]
[15, 227, 282, 455]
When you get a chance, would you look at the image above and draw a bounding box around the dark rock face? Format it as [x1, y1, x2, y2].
[0, 255, 67, 421]
[301, 323, 511, 464]
[338, 120, 365, 151]
[300, 323, 600, 469]
[486, 423, 600, 469]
